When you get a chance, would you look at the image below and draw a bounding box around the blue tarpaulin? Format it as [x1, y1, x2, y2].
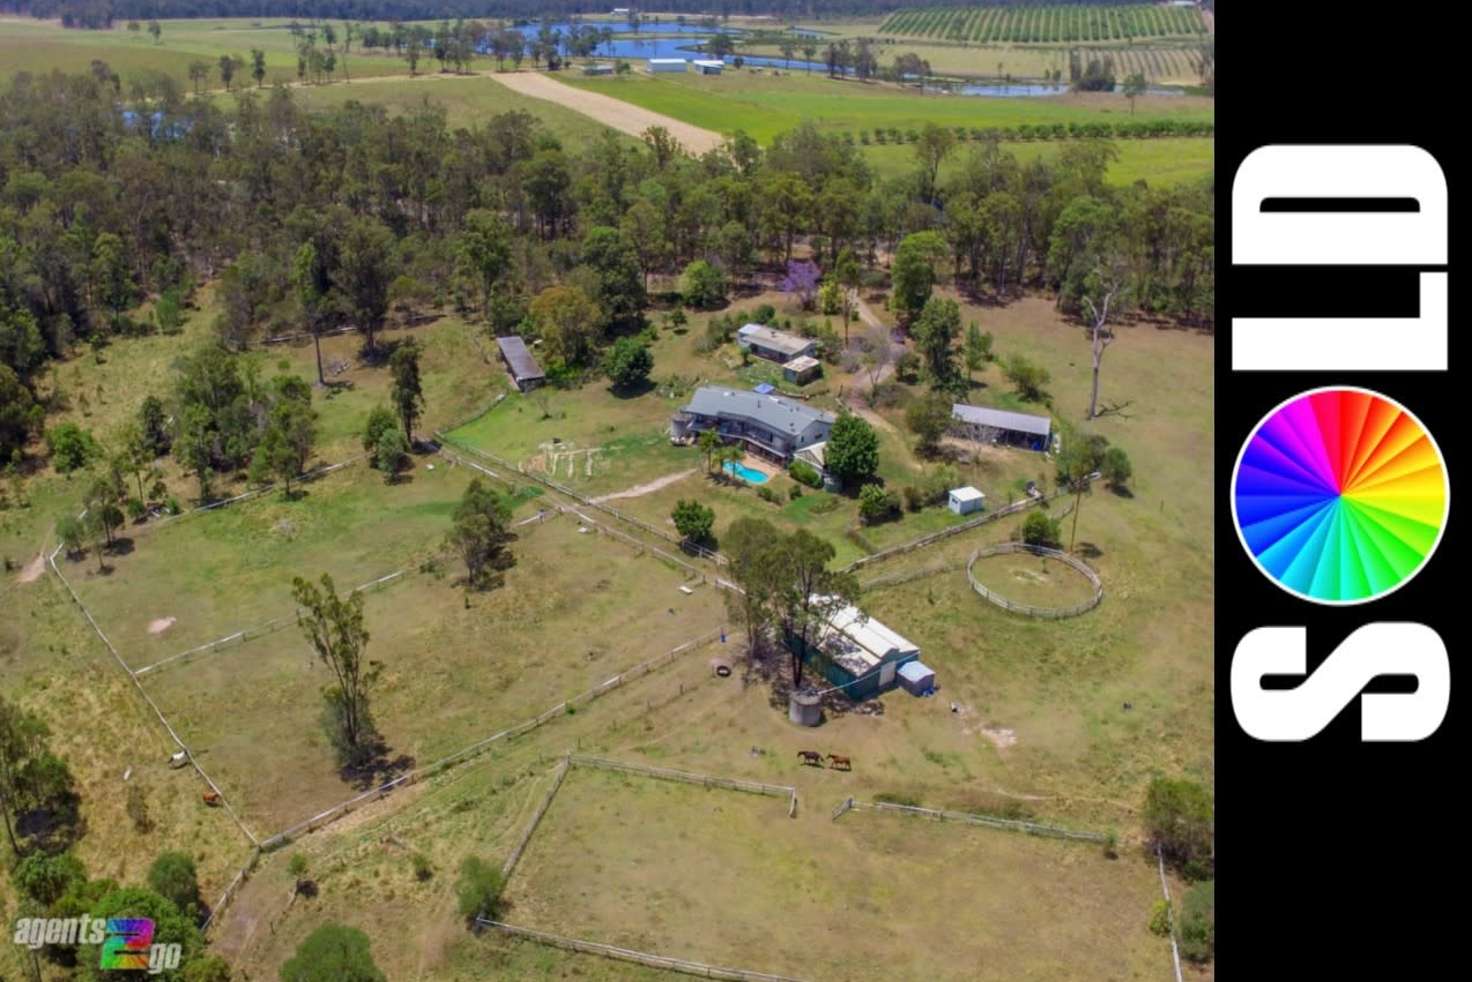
[753, 383, 775, 394]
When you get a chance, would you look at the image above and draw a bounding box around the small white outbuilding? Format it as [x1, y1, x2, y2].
[948, 486, 985, 516]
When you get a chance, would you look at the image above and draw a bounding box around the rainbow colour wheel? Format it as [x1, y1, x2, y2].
[1232, 388, 1449, 604]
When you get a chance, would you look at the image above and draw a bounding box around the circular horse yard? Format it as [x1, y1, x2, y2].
[966, 543, 1103, 619]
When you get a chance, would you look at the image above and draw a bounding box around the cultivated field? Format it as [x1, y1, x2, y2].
[863, 133, 1215, 185]
[503, 765, 1166, 980]
[562, 69, 1214, 144]
[879, 4, 1208, 43]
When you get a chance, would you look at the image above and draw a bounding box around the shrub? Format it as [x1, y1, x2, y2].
[757, 484, 780, 504]
[1021, 509, 1061, 548]
[681, 259, 727, 310]
[362, 406, 398, 454]
[1148, 899, 1172, 937]
[602, 336, 654, 391]
[1102, 446, 1132, 489]
[788, 483, 802, 501]
[752, 303, 776, 324]
[858, 483, 900, 524]
[45, 422, 99, 472]
[671, 498, 715, 544]
[1144, 777, 1214, 877]
[281, 923, 386, 982]
[1177, 881, 1214, 962]
[825, 412, 880, 488]
[789, 459, 822, 488]
[287, 853, 308, 877]
[147, 850, 201, 916]
[374, 427, 409, 480]
[894, 350, 922, 384]
[1004, 354, 1051, 401]
[411, 852, 433, 881]
[10, 850, 87, 905]
[455, 856, 505, 922]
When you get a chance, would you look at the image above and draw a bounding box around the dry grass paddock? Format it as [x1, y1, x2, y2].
[61, 459, 500, 670]
[134, 513, 726, 836]
[501, 765, 1167, 981]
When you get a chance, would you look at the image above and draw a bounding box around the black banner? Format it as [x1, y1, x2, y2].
[1218, 7, 1459, 975]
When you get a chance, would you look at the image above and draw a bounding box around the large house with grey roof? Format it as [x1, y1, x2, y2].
[671, 386, 835, 467]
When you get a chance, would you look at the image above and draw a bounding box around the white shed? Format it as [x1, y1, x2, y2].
[897, 660, 937, 696]
[948, 486, 985, 515]
[648, 58, 687, 73]
[693, 59, 725, 75]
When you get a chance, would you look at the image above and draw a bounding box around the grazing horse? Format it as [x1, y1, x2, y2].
[827, 754, 852, 771]
[797, 750, 824, 767]
[202, 790, 222, 807]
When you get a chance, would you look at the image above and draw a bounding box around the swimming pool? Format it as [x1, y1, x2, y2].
[723, 460, 770, 484]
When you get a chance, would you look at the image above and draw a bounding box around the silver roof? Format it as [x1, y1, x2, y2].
[738, 323, 813, 358]
[951, 403, 1052, 437]
[682, 386, 835, 439]
[496, 336, 543, 381]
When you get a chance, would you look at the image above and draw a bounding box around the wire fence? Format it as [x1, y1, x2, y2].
[1157, 845, 1185, 982]
[965, 542, 1104, 619]
[840, 487, 1069, 574]
[501, 757, 572, 881]
[566, 507, 724, 589]
[836, 797, 1108, 844]
[133, 567, 412, 677]
[434, 431, 727, 567]
[859, 558, 965, 593]
[257, 628, 724, 851]
[140, 455, 366, 538]
[476, 920, 807, 982]
[45, 535, 261, 848]
[569, 754, 799, 818]
[202, 846, 261, 935]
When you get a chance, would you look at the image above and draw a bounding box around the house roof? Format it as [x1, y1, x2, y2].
[952, 403, 1052, 437]
[648, 58, 687, 64]
[692, 59, 725, 68]
[815, 599, 921, 674]
[783, 355, 821, 372]
[496, 336, 544, 381]
[949, 486, 985, 502]
[738, 323, 813, 358]
[682, 386, 834, 440]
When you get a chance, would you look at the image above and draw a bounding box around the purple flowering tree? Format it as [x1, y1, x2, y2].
[781, 259, 821, 311]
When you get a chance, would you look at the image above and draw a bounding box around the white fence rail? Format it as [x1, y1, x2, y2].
[839, 797, 1108, 843]
[965, 542, 1104, 619]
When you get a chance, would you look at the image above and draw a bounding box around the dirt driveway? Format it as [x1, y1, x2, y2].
[491, 72, 724, 155]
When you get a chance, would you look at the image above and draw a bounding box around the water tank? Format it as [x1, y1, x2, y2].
[788, 688, 822, 727]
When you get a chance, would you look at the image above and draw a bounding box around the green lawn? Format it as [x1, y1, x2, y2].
[561, 69, 1213, 143]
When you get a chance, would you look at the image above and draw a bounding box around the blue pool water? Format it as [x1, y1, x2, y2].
[724, 460, 770, 484]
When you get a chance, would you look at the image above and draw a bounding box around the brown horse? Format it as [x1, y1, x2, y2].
[797, 750, 824, 767]
[202, 790, 222, 807]
[827, 754, 852, 771]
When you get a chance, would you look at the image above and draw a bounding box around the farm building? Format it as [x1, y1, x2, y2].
[582, 62, 616, 76]
[670, 386, 834, 467]
[948, 486, 985, 515]
[648, 58, 687, 73]
[693, 59, 725, 75]
[897, 660, 937, 696]
[782, 355, 821, 385]
[951, 403, 1053, 452]
[496, 336, 545, 392]
[785, 600, 923, 701]
[737, 323, 816, 363]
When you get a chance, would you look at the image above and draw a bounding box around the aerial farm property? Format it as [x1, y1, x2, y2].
[0, 4, 1215, 980]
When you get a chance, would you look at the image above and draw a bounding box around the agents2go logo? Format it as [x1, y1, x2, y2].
[1229, 145, 1451, 742]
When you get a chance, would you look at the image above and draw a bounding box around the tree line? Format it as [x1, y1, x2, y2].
[4, 1, 951, 28]
[2, 65, 1211, 471]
